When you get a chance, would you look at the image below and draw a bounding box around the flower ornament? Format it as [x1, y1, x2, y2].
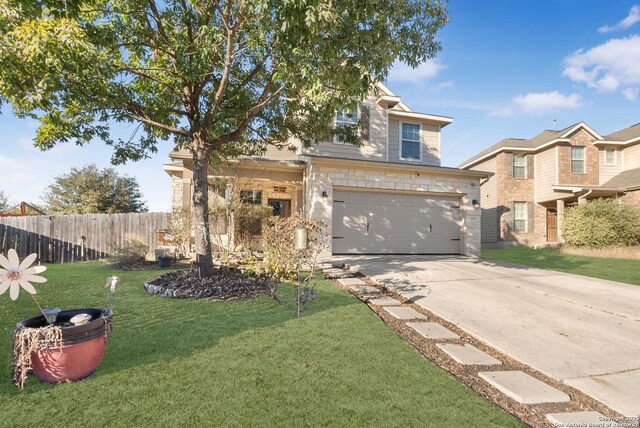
[0, 249, 47, 301]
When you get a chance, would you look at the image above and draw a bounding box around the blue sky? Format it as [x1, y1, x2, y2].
[1, 1, 640, 211]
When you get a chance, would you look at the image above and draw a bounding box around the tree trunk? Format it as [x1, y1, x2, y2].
[191, 143, 216, 277]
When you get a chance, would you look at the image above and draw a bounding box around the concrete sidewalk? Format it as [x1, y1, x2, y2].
[333, 255, 640, 417]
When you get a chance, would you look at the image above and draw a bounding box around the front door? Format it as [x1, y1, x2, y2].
[546, 209, 558, 242]
[268, 199, 291, 217]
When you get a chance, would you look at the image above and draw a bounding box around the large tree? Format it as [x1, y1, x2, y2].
[0, 190, 9, 212]
[0, 0, 448, 276]
[44, 164, 147, 214]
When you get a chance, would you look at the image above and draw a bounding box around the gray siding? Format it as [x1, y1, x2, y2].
[623, 143, 640, 170]
[534, 147, 557, 202]
[388, 120, 441, 166]
[472, 157, 498, 244]
[302, 96, 387, 160]
[599, 147, 622, 185]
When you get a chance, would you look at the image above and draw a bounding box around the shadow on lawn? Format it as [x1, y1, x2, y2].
[0, 271, 358, 396]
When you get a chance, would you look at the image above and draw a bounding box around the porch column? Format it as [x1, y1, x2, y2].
[556, 199, 565, 243]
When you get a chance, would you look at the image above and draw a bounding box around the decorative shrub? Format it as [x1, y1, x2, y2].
[234, 203, 273, 253]
[262, 215, 329, 282]
[108, 237, 150, 269]
[168, 208, 194, 259]
[561, 198, 640, 248]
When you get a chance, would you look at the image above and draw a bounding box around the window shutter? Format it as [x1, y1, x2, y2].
[526, 154, 534, 178]
[507, 202, 515, 232]
[506, 153, 514, 178]
[360, 105, 370, 146]
[527, 202, 535, 233]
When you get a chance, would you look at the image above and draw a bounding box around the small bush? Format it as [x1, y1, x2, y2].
[561, 199, 640, 248]
[262, 216, 329, 282]
[168, 208, 194, 259]
[108, 237, 150, 269]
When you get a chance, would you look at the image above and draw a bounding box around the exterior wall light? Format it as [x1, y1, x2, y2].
[472, 199, 480, 208]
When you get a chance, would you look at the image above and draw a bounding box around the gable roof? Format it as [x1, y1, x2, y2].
[602, 167, 640, 191]
[459, 122, 603, 169]
[603, 123, 640, 142]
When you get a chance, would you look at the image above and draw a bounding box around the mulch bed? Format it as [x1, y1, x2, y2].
[331, 272, 631, 428]
[144, 268, 276, 300]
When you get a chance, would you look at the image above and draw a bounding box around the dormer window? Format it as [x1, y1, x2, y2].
[334, 108, 359, 143]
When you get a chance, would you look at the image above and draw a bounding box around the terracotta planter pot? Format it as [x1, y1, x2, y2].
[16, 308, 112, 384]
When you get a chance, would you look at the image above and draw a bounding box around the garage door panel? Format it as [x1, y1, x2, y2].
[332, 190, 462, 255]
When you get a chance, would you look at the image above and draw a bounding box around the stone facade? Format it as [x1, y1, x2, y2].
[306, 162, 482, 257]
[171, 176, 184, 212]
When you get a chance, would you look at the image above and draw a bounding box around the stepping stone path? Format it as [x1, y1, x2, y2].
[323, 269, 355, 279]
[478, 371, 570, 404]
[348, 285, 381, 294]
[332, 271, 600, 426]
[336, 277, 365, 286]
[384, 306, 428, 320]
[407, 322, 460, 340]
[546, 411, 620, 427]
[366, 296, 402, 306]
[436, 344, 502, 366]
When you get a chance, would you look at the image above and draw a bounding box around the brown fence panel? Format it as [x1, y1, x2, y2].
[0, 212, 170, 263]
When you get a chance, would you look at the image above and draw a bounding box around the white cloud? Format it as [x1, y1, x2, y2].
[513, 91, 583, 114]
[432, 80, 454, 92]
[388, 60, 445, 84]
[489, 91, 583, 117]
[563, 35, 640, 101]
[598, 5, 640, 33]
[623, 87, 639, 101]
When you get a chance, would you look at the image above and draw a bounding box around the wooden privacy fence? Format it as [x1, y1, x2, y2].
[0, 212, 170, 263]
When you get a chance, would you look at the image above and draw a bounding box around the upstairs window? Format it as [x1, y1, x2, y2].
[571, 146, 585, 174]
[513, 202, 527, 232]
[513, 154, 526, 178]
[334, 108, 358, 143]
[401, 123, 421, 160]
[605, 148, 616, 165]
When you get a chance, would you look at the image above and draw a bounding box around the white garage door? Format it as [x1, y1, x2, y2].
[332, 189, 462, 254]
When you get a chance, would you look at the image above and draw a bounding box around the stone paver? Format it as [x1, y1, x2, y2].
[334, 255, 640, 415]
[384, 306, 427, 320]
[407, 322, 460, 340]
[436, 343, 502, 366]
[324, 270, 354, 279]
[546, 411, 622, 427]
[366, 296, 402, 306]
[478, 371, 570, 404]
[348, 285, 380, 294]
[337, 277, 365, 286]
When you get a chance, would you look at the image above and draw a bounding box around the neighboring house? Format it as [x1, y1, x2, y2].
[164, 83, 487, 256]
[459, 122, 640, 248]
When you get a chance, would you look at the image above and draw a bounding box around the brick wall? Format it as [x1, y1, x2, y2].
[558, 129, 599, 186]
[621, 190, 640, 209]
[494, 152, 549, 245]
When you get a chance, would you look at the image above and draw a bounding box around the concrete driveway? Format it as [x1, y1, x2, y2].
[332, 255, 640, 417]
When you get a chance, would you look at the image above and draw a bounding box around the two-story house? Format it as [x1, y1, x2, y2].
[459, 122, 640, 248]
[164, 83, 487, 256]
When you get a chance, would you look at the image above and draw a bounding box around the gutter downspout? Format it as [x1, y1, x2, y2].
[577, 189, 593, 204]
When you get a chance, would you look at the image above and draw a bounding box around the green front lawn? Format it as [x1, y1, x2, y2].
[482, 247, 640, 286]
[1, 263, 520, 427]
